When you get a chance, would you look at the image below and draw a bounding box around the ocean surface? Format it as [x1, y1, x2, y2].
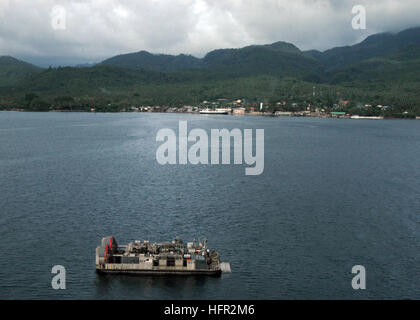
[0, 111, 419, 299]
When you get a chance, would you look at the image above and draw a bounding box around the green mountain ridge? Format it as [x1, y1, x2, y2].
[201, 42, 322, 78]
[0, 56, 43, 86]
[101, 51, 202, 72]
[328, 44, 420, 86]
[306, 27, 420, 69]
[1, 27, 420, 114]
[101, 40, 320, 78]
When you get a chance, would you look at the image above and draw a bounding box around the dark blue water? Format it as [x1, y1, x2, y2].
[0, 111, 419, 299]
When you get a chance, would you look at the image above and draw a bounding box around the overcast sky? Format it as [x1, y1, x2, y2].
[0, 0, 419, 67]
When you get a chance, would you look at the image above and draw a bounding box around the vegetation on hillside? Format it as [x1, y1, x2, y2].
[0, 56, 42, 86]
[0, 27, 419, 116]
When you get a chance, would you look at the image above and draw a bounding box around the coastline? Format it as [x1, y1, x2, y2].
[1, 108, 418, 120]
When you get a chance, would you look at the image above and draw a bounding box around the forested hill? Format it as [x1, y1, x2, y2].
[0, 27, 419, 115]
[0, 56, 43, 86]
[305, 27, 420, 69]
[101, 51, 202, 72]
[100, 41, 321, 78]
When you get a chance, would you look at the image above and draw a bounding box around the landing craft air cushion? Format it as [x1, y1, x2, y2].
[96, 236, 229, 276]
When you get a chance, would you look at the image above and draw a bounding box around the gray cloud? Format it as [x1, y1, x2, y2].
[0, 0, 419, 66]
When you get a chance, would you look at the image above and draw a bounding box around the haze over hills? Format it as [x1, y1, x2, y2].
[0, 27, 419, 115]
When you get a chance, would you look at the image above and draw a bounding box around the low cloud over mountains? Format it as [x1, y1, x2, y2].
[0, 0, 419, 66]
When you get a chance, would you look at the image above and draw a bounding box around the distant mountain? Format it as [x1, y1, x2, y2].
[100, 28, 420, 80]
[306, 27, 420, 69]
[0, 56, 43, 86]
[100, 41, 322, 79]
[101, 51, 202, 72]
[327, 43, 420, 86]
[202, 41, 322, 77]
[1, 26, 420, 114]
[99, 28, 420, 84]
